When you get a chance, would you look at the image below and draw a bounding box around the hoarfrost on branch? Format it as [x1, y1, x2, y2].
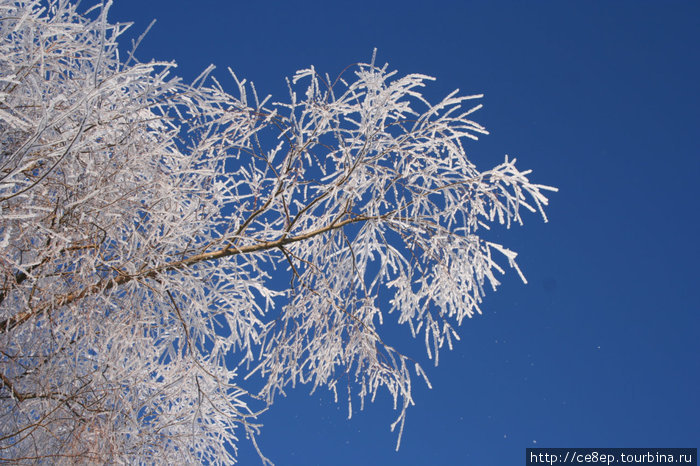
[0, 1, 556, 463]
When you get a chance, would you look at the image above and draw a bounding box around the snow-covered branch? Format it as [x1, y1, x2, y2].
[0, 1, 555, 463]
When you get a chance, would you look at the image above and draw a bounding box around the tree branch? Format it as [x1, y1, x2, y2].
[0, 213, 381, 334]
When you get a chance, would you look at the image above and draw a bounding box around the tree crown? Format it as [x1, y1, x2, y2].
[0, 1, 555, 463]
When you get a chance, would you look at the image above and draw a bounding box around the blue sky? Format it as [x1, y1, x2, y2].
[110, 1, 699, 464]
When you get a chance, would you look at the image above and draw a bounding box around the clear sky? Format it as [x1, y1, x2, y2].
[110, 1, 699, 464]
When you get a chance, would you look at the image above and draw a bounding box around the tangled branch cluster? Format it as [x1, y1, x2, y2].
[0, 1, 555, 463]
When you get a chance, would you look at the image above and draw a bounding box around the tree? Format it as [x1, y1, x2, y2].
[0, 0, 556, 463]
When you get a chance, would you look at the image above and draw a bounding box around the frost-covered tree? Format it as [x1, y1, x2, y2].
[0, 1, 556, 463]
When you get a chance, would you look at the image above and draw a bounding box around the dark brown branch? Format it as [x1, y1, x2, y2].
[0, 372, 26, 402]
[0, 213, 381, 334]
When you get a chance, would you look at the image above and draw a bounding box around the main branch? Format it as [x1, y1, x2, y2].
[0, 213, 379, 334]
